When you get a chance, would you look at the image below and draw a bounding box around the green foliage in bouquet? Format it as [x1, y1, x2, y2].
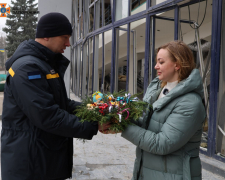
[74, 90, 150, 133]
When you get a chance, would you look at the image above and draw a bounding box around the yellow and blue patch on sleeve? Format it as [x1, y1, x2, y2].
[27, 71, 41, 80]
[46, 73, 59, 79]
[9, 67, 15, 77]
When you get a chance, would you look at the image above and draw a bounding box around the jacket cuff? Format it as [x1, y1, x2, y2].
[121, 124, 145, 146]
[131, 117, 144, 127]
[85, 121, 98, 140]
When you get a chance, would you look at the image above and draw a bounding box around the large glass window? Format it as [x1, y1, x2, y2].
[98, 33, 104, 91]
[73, 0, 79, 41]
[115, 0, 129, 21]
[81, 40, 88, 97]
[92, 34, 101, 92]
[155, 10, 175, 48]
[89, 0, 112, 32]
[76, 45, 82, 96]
[100, 0, 112, 27]
[103, 30, 112, 93]
[130, 18, 146, 99]
[88, 37, 94, 95]
[89, 5, 94, 32]
[131, 0, 147, 16]
[70, 47, 75, 93]
[151, 0, 167, 6]
[149, 9, 175, 80]
[180, 0, 212, 151]
[217, 0, 225, 158]
[115, 25, 128, 92]
[78, 0, 83, 38]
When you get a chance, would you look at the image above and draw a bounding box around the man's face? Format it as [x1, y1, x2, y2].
[46, 35, 71, 54]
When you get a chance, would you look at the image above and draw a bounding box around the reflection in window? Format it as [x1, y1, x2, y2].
[117, 25, 128, 92]
[115, 0, 129, 21]
[100, 0, 112, 27]
[130, 18, 146, 99]
[180, 1, 212, 151]
[88, 38, 94, 95]
[155, 10, 174, 48]
[103, 30, 112, 93]
[98, 34, 103, 91]
[78, 0, 83, 38]
[89, 6, 94, 32]
[152, 0, 167, 6]
[217, 35, 225, 156]
[104, 1, 112, 25]
[89, 0, 112, 32]
[131, 0, 147, 12]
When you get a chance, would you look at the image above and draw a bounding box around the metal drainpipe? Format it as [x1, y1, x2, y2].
[195, 23, 209, 119]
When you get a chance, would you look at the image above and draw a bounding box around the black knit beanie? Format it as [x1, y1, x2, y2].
[36, 12, 72, 38]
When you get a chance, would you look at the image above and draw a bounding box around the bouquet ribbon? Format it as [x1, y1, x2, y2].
[130, 97, 139, 102]
[117, 108, 130, 122]
[125, 93, 131, 103]
[116, 97, 124, 102]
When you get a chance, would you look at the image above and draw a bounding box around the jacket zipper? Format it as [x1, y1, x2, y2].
[137, 151, 144, 179]
[164, 156, 167, 173]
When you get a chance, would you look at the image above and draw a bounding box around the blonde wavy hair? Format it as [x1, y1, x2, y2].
[157, 41, 196, 87]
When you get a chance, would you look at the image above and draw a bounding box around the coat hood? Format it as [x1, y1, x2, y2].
[144, 69, 204, 111]
[5, 39, 70, 75]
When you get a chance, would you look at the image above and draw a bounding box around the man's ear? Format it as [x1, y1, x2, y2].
[43, 38, 49, 41]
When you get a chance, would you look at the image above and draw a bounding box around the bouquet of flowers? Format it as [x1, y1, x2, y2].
[74, 91, 149, 133]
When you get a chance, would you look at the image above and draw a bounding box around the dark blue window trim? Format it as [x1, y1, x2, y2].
[174, 6, 179, 40]
[126, 0, 131, 92]
[150, 16, 156, 81]
[208, 0, 223, 160]
[126, 23, 131, 92]
[101, 32, 105, 93]
[144, 14, 150, 94]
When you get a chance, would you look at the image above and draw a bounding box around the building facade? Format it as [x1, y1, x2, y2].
[70, 0, 224, 163]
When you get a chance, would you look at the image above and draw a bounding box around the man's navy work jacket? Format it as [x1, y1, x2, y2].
[1, 40, 98, 180]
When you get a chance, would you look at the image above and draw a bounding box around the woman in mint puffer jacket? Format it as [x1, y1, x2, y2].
[122, 41, 206, 180]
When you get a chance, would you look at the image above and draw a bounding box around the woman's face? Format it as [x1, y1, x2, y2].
[155, 49, 180, 82]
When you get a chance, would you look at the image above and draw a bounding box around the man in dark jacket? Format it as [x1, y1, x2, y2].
[1, 13, 100, 180]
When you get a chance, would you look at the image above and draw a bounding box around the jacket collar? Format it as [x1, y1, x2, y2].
[144, 69, 204, 111]
[5, 39, 70, 76]
[28, 40, 70, 76]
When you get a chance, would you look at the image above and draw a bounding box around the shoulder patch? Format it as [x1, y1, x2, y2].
[27, 71, 41, 80]
[46, 73, 59, 79]
[9, 67, 15, 77]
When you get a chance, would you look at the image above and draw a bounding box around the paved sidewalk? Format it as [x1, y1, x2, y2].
[72, 133, 134, 179]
